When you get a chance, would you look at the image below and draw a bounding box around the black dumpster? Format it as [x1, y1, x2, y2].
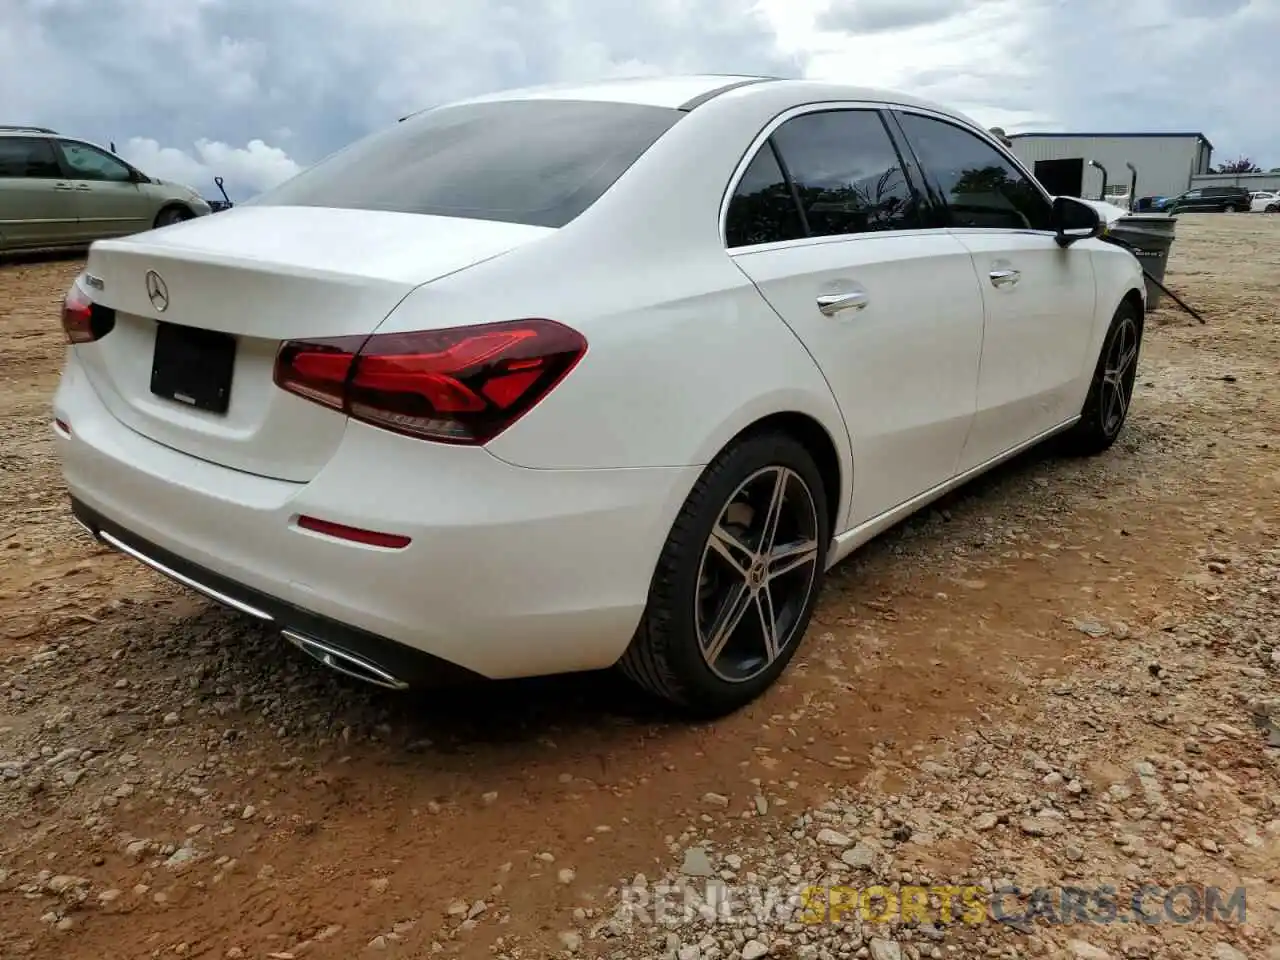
[1105, 214, 1177, 311]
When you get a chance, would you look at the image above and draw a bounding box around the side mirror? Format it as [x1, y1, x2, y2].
[1052, 196, 1103, 247]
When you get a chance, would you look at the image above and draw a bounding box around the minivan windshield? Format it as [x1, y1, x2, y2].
[250, 99, 684, 229]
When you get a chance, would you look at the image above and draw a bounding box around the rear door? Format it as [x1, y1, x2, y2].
[1179, 188, 1207, 211]
[0, 136, 78, 250]
[53, 139, 154, 240]
[726, 106, 985, 528]
[891, 110, 1097, 471]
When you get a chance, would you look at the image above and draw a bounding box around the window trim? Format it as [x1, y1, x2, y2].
[720, 100, 937, 252]
[54, 138, 138, 183]
[0, 135, 64, 180]
[889, 106, 1059, 236]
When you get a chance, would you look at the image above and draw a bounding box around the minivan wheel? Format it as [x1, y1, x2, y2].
[619, 431, 829, 717]
[1223, 204, 1238, 213]
[154, 206, 193, 228]
[1061, 299, 1142, 456]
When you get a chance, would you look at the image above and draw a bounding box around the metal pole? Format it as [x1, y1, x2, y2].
[1089, 160, 1109, 202]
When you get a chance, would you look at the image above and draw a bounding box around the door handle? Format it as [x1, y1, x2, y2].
[53, 182, 75, 191]
[816, 291, 870, 317]
[74, 184, 92, 192]
[989, 269, 1020, 288]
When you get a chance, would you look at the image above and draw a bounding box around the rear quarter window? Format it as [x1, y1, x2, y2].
[0, 137, 61, 178]
[251, 99, 684, 229]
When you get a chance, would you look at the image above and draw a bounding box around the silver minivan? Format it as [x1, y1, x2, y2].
[0, 126, 212, 254]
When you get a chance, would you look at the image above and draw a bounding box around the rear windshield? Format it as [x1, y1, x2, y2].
[250, 99, 683, 228]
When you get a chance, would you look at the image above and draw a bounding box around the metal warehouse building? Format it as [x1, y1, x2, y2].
[1008, 132, 1213, 203]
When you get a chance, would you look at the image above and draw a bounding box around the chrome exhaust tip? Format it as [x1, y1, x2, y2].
[281, 630, 410, 691]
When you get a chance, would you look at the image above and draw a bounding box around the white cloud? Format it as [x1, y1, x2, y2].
[0, 0, 796, 200]
[761, 0, 1279, 165]
[816, 0, 979, 34]
[0, 0, 1277, 198]
[119, 138, 301, 197]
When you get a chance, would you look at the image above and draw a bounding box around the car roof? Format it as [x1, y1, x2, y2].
[420, 74, 977, 128]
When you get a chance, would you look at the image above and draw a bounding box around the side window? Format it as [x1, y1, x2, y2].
[724, 143, 806, 248]
[57, 141, 134, 182]
[0, 137, 62, 178]
[895, 113, 1053, 231]
[771, 110, 922, 237]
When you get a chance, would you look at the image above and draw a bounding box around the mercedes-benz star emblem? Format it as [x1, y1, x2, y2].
[145, 270, 169, 312]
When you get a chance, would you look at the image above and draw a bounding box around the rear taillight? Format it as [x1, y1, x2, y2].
[273, 319, 587, 445]
[61, 283, 115, 344]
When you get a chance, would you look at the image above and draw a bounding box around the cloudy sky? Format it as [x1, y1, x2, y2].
[2, 0, 1276, 199]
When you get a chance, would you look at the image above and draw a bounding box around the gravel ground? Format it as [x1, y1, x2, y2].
[1, 214, 1277, 960]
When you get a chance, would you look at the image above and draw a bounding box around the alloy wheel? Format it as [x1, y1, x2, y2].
[694, 465, 821, 683]
[1100, 314, 1139, 436]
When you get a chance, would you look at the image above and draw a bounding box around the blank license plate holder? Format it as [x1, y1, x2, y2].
[150, 321, 237, 414]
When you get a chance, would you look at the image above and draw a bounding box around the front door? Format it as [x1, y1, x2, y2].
[893, 111, 1099, 471]
[54, 139, 153, 240]
[0, 136, 78, 250]
[726, 107, 985, 528]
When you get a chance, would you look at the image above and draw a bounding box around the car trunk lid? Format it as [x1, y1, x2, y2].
[74, 205, 553, 482]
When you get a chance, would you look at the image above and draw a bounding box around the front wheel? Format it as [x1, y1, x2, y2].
[1061, 300, 1142, 456]
[154, 206, 193, 229]
[1266, 204, 1279, 214]
[619, 431, 829, 716]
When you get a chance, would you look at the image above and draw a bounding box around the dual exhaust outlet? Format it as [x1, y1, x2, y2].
[73, 513, 410, 691]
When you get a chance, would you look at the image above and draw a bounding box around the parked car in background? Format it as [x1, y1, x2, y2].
[1161, 185, 1251, 214]
[0, 126, 211, 254]
[53, 75, 1145, 715]
[1250, 190, 1279, 213]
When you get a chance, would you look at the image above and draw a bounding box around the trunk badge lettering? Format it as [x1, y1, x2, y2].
[145, 271, 170, 312]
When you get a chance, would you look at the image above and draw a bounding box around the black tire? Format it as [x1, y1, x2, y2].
[154, 206, 193, 228]
[1266, 204, 1279, 214]
[619, 431, 830, 717]
[1223, 204, 1238, 213]
[1061, 299, 1142, 456]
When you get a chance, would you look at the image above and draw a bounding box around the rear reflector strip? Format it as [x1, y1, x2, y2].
[295, 515, 411, 549]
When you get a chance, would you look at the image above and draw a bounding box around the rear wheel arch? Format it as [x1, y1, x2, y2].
[713, 411, 843, 544]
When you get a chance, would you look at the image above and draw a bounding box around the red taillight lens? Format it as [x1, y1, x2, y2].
[274, 336, 365, 411]
[273, 320, 587, 445]
[61, 283, 115, 344]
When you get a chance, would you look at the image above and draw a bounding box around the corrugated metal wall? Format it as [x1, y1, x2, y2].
[1008, 136, 1203, 200]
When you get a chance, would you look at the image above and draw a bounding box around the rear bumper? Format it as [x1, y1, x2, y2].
[54, 353, 699, 681]
[70, 497, 468, 688]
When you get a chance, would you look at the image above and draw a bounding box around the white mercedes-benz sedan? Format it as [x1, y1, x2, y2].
[53, 75, 1146, 715]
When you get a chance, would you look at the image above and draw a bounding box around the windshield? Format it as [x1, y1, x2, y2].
[250, 99, 683, 228]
